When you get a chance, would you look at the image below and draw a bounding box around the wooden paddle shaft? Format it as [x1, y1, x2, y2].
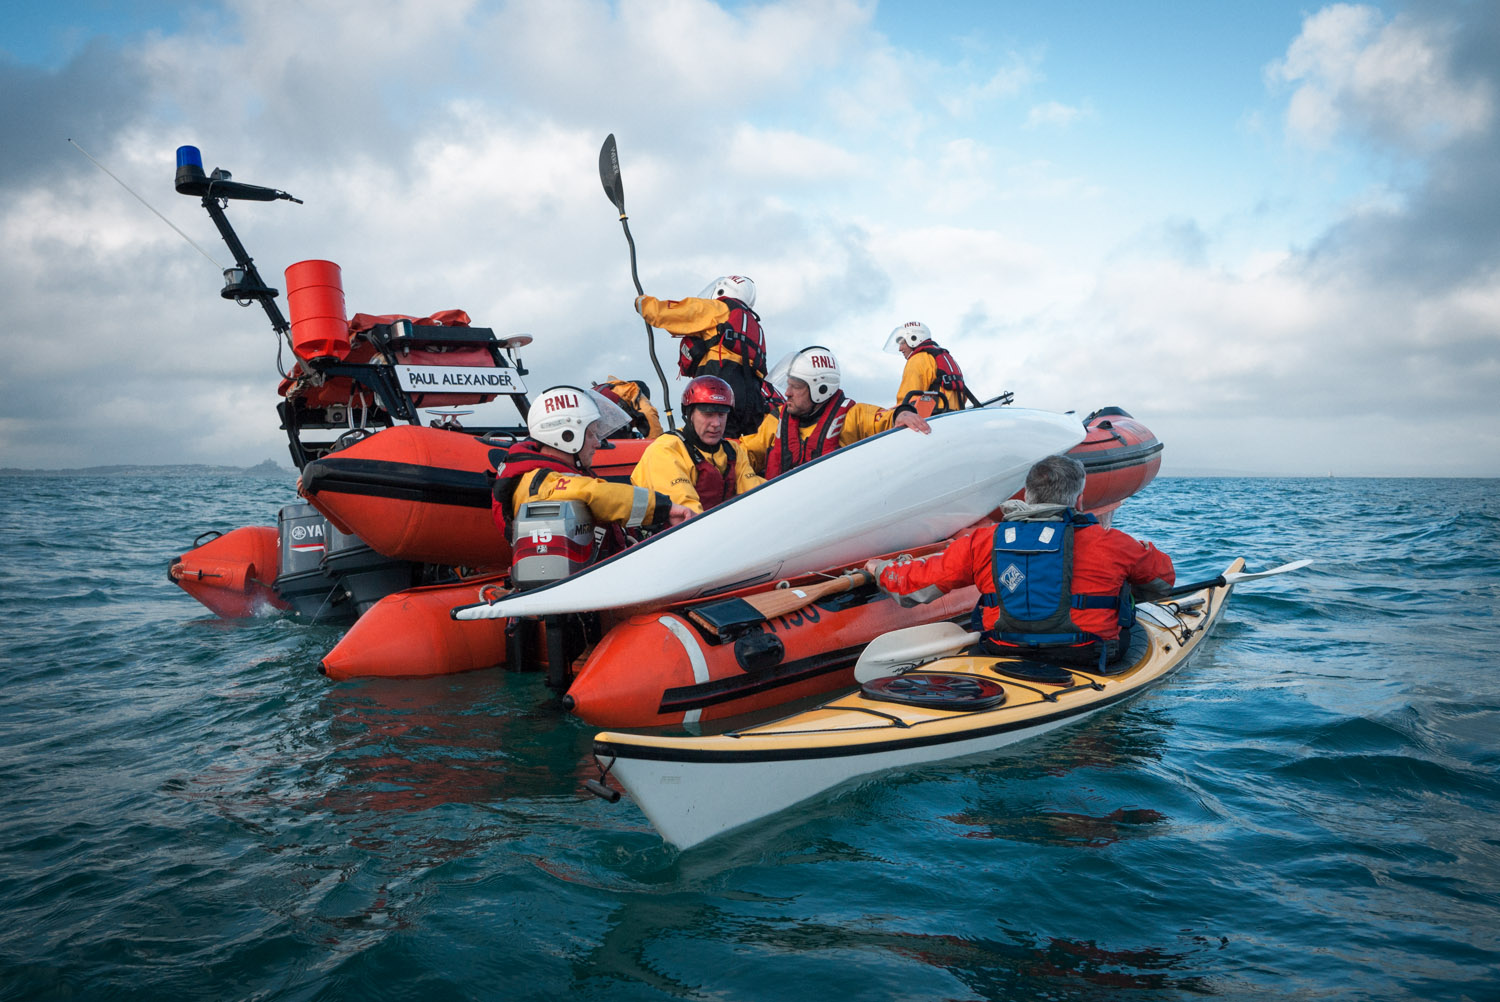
[741, 570, 873, 620]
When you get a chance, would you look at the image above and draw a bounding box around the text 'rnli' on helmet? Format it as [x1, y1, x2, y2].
[787, 347, 841, 404]
[884, 320, 931, 354]
[528, 385, 601, 455]
[698, 275, 756, 308]
[681, 375, 735, 413]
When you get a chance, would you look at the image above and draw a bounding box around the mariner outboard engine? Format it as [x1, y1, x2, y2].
[508, 499, 602, 690]
[509, 500, 599, 590]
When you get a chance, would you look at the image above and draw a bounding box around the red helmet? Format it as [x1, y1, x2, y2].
[681, 375, 734, 413]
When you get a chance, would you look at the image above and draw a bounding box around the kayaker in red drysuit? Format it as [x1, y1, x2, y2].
[866, 454, 1174, 670]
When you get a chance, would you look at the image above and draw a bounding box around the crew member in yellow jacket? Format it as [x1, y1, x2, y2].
[886, 321, 971, 414]
[631, 376, 765, 515]
[491, 386, 691, 539]
[634, 275, 778, 438]
[739, 346, 930, 478]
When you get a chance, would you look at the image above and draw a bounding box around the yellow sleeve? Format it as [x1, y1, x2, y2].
[728, 441, 767, 495]
[895, 353, 936, 407]
[734, 411, 781, 476]
[630, 436, 706, 513]
[840, 401, 900, 445]
[637, 296, 731, 338]
[529, 469, 672, 529]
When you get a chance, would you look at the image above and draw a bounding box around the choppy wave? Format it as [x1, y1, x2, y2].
[1, 474, 1497, 1001]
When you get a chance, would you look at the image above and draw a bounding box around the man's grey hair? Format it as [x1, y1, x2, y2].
[1024, 454, 1087, 506]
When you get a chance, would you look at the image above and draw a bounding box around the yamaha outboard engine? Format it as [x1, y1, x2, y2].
[321, 523, 417, 615]
[273, 503, 353, 622]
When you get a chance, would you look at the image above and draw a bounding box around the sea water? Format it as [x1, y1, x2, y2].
[0, 474, 1496, 1001]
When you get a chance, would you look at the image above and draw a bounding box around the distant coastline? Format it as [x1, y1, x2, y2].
[0, 459, 294, 478]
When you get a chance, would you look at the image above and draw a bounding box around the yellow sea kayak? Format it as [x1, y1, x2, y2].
[593, 559, 1244, 849]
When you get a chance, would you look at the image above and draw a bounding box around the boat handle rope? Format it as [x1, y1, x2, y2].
[478, 583, 507, 604]
[584, 755, 621, 803]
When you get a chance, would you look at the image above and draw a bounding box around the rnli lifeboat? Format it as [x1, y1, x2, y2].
[164, 145, 1168, 715]
[303, 402, 1163, 689]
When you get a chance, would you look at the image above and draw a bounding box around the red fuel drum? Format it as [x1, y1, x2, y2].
[298, 427, 652, 567]
[284, 259, 350, 362]
[169, 525, 290, 618]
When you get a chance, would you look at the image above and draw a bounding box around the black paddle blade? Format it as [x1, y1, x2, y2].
[599, 134, 625, 212]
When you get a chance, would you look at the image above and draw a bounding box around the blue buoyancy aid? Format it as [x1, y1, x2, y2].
[973, 509, 1134, 652]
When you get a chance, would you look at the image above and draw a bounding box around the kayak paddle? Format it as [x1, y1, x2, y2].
[598, 134, 675, 431]
[1149, 559, 1313, 599]
[853, 559, 1313, 682]
[853, 621, 979, 683]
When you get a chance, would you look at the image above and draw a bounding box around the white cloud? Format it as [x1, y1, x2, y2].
[2, 0, 1497, 477]
[1024, 100, 1089, 129]
[1268, 3, 1493, 151]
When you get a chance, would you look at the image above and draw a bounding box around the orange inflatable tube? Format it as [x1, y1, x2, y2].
[320, 572, 511, 680]
[299, 426, 652, 567]
[169, 526, 289, 619]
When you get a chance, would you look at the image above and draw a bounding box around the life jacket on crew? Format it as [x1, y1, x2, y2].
[592, 379, 661, 438]
[490, 440, 578, 532]
[971, 510, 1135, 668]
[677, 297, 768, 379]
[764, 391, 854, 479]
[901, 340, 969, 412]
[673, 431, 741, 511]
[490, 441, 635, 561]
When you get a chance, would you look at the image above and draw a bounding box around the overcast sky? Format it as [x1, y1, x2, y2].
[2, 0, 1497, 475]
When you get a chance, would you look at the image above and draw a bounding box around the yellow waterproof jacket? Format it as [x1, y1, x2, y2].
[509, 468, 673, 532]
[737, 401, 903, 476]
[595, 375, 664, 438]
[630, 433, 766, 513]
[636, 296, 752, 369]
[897, 353, 965, 414]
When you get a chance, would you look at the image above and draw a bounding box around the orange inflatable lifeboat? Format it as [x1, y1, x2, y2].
[563, 536, 982, 729]
[1066, 407, 1163, 520]
[168, 526, 289, 619]
[298, 426, 652, 567]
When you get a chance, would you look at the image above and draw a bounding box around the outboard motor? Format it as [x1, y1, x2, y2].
[508, 499, 600, 691]
[273, 503, 354, 622]
[321, 523, 417, 615]
[509, 500, 598, 590]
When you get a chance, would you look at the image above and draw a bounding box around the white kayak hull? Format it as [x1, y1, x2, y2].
[593, 564, 1240, 849]
[455, 406, 1084, 620]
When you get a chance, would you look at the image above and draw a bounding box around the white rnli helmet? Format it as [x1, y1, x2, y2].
[885, 321, 931, 354]
[528, 385, 601, 455]
[786, 346, 841, 405]
[698, 275, 756, 308]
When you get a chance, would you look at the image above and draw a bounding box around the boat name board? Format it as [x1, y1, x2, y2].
[395, 365, 527, 394]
